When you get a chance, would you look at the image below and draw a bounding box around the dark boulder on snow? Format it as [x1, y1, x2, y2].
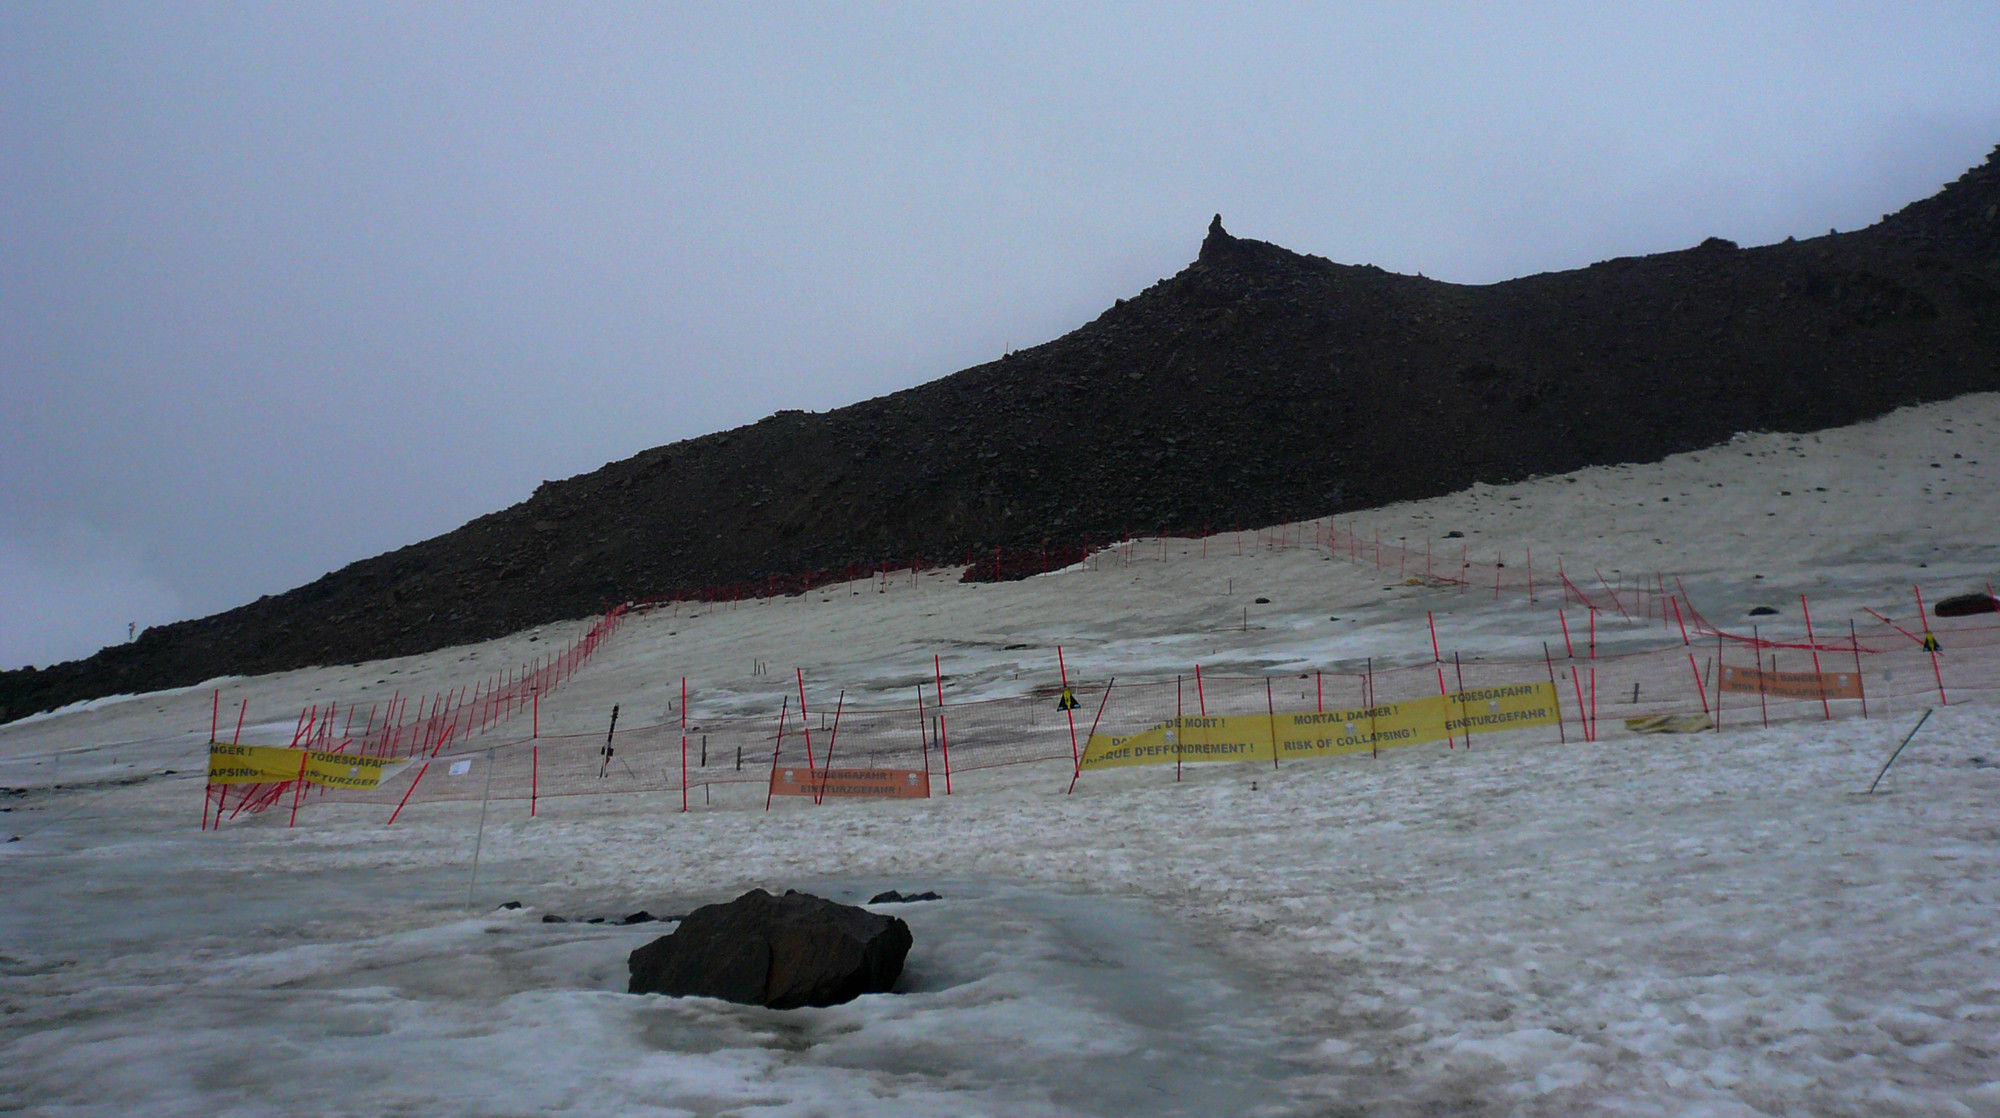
[627, 888, 911, 1008]
[868, 889, 942, 904]
[1933, 592, 1999, 617]
[1748, 606, 1780, 616]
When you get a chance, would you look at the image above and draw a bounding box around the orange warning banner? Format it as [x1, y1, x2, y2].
[1717, 665, 1864, 700]
[768, 767, 931, 799]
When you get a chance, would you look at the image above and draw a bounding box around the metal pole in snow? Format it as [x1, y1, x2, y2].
[1543, 643, 1567, 742]
[468, 748, 495, 907]
[681, 676, 689, 813]
[1265, 676, 1278, 769]
[1366, 657, 1378, 759]
[1754, 624, 1769, 728]
[1588, 665, 1598, 741]
[1571, 666, 1590, 742]
[1850, 619, 1868, 719]
[916, 686, 929, 776]
[1714, 632, 1724, 734]
[937, 714, 952, 795]
[1175, 675, 1184, 782]
[1453, 652, 1471, 749]
[1864, 708, 1934, 794]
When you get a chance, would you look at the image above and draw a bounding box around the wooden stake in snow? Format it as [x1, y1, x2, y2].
[1067, 678, 1115, 795]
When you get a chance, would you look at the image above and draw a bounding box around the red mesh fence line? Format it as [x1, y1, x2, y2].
[1322, 519, 1689, 627]
[290, 609, 2000, 822]
[212, 606, 629, 824]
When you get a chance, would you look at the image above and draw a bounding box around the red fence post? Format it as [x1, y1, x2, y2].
[387, 761, 430, 826]
[1429, 612, 1455, 749]
[796, 668, 817, 772]
[1057, 646, 1080, 773]
[764, 697, 789, 812]
[1068, 678, 1115, 795]
[1914, 585, 1947, 705]
[1688, 651, 1709, 714]
[1801, 595, 1832, 721]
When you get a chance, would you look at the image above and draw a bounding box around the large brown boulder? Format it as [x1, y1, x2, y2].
[626, 889, 912, 1008]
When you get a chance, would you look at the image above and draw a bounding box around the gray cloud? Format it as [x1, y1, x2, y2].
[4, 3, 1998, 669]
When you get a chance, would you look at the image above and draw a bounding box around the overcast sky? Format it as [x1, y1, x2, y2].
[3, 3, 1998, 671]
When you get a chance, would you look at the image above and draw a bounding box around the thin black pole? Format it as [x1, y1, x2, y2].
[1865, 708, 1933, 794]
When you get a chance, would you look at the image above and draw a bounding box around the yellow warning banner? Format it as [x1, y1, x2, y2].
[1445, 682, 1563, 735]
[1080, 681, 1561, 771]
[206, 743, 397, 789]
[303, 750, 399, 790]
[1272, 699, 1448, 759]
[1078, 714, 1276, 769]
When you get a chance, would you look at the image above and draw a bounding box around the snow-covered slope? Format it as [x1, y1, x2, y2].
[4, 397, 1998, 1116]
